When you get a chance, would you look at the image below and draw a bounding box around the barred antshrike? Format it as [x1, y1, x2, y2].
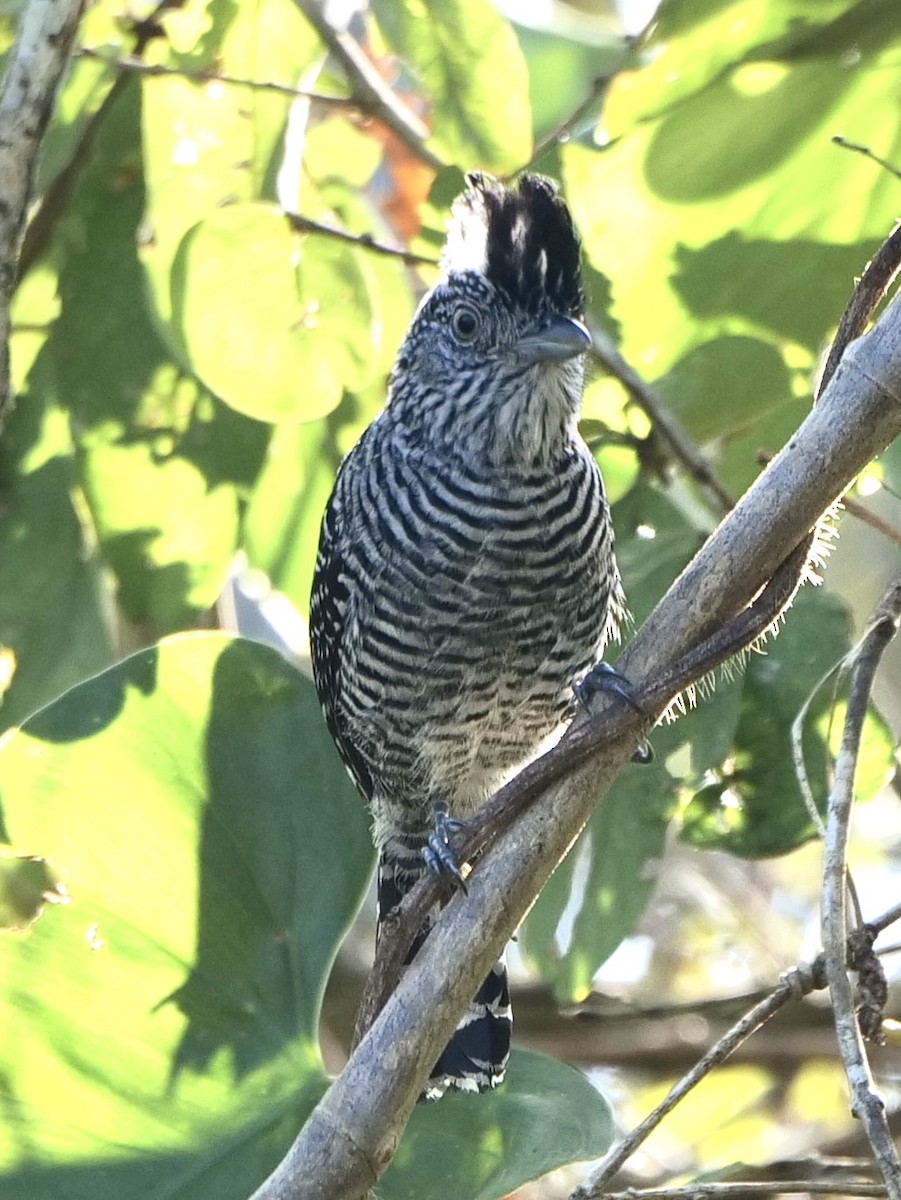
[310, 172, 625, 1099]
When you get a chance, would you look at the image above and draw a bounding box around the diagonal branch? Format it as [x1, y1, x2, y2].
[293, 0, 445, 171]
[589, 322, 734, 513]
[247, 267, 901, 1199]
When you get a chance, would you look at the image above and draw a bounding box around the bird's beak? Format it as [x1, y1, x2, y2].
[513, 315, 591, 364]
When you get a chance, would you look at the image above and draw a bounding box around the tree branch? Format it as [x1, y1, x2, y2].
[588, 323, 735, 514]
[602, 1181, 887, 1200]
[292, 0, 445, 172]
[0, 0, 84, 431]
[76, 46, 361, 106]
[821, 569, 901, 1200]
[284, 210, 437, 268]
[247, 267, 901, 1199]
[572, 961, 826, 1199]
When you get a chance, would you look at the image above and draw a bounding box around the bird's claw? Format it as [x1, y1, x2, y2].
[574, 662, 655, 764]
[422, 801, 469, 894]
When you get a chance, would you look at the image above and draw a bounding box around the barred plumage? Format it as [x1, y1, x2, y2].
[310, 172, 625, 1098]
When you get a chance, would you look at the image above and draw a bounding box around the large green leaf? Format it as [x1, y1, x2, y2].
[50, 78, 268, 632]
[0, 635, 616, 1198]
[565, 0, 901, 501]
[0, 634, 372, 1193]
[382, 1050, 614, 1200]
[372, 0, 532, 171]
[139, 0, 321, 349]
[0, 381, 111, 733]
[172, 203, 381, 422]
[521, 759, 674, 1003]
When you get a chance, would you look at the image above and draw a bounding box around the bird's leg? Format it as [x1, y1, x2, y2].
[575, 662, 655, 764]
[422, 798, 470, 893]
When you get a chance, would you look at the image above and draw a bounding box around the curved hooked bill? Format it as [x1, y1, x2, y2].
[513, 314, 591, 364]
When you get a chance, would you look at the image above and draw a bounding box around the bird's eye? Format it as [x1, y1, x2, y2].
[451, 305, 479, 342]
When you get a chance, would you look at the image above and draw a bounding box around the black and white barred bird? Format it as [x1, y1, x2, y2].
[310, 172, 626, 1099]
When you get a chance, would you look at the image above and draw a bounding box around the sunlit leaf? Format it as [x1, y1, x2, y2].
[372, 0, 532, 171]
[0, 634, 372, 1194]
[383, 1050, 614, 1200]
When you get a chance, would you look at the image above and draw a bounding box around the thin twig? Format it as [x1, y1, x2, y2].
[524, 72, 614, 172]
[588, 322, 734, 513]
[833, 135, 901, 183]
[842, 497, 901, 545]
[570, 962, 826, 1199]
[293, 0, 444, 171]
[285, 211, 437, 267]
[76, 45, 359, 105]
[572, 871, 901, 1200]
[821, 569, 901, 1200]
[603, 1182, 887, 1200]
[820, 219, 901, 388]
[871, 901, 901, 938]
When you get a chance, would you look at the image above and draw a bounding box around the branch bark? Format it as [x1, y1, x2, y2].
[821, 569, 901, 1200]
[247, 273, 901, 1198]
[0, 0, 84, 431]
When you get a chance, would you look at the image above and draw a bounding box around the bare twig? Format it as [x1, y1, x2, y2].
[76, 46, 360, 106]
[285, 211, 437, 267]
[571, 962, 826, 1199]
[603, 1182, 887, 1200]
[525, 73, 614, 172]
[293, 0, 444, 171]
[0, 0, 84, 430]
[588, 322, 734, 514]
[833, 135, 901, 183]
[841, 497, 901, 545]
[871, 901, 901, 938]
[821, 569, 901, 1200]
[820, 219, 901, 389]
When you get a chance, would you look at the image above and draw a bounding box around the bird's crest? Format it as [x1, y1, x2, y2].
[442, 172, 584, 319]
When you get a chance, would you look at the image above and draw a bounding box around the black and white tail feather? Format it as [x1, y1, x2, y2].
[310, 171, 622, 1099]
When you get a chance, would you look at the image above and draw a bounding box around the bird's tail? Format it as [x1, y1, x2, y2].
[377, 851, 512, 1100]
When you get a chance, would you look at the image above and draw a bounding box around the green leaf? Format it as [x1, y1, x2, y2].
[522, 761, 674, 1002]
[372, 0, 532, 171]
[564, 0, 901, 497]
[0, 634, 373, 1191]
[679, 587, 894, 857]
[139, 0, 321, 350]
[382, 1049, 614, 1200]
[0, 384, 112, 732]
[51, 80, 268, 632]
[614, 484, 704, 627]
[173, 204, 382, 422]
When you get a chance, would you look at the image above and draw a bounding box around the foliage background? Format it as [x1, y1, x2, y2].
[0, 0, 900, 1196]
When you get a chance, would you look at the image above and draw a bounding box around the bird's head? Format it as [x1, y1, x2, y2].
[388, 173, 591, 465]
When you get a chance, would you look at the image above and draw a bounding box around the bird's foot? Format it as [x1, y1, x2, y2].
[574, 662, 654, 764]
[422, 799, 470, 894]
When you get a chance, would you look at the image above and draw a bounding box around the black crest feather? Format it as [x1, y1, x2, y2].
[446, 172, 584, 319]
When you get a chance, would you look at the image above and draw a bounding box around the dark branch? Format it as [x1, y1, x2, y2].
[293, 0, 445, 171]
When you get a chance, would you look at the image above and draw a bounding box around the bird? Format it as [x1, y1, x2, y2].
[309, 171, 627, 1099]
